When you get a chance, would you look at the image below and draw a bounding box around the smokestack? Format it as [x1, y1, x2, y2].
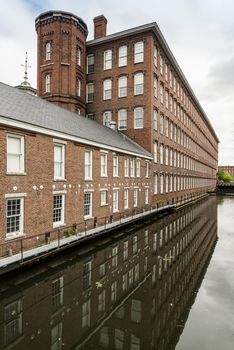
[93, 15, 107, 39]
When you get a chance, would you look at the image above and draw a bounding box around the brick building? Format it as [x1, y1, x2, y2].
[219, 166, 234, 178]
[0, 10, 219, 244]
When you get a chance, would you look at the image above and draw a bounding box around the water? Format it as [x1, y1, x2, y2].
[0, 196, 233, 350]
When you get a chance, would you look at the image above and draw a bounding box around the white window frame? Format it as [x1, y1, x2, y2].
[124, 188, 129, 209]
[103, 79, 112, 100]
[77, 78, 81, 97]
[7, 134, 25, 174]
[154, 173, 158, 194]
[84, 191, 93, 218]
[154, 45, 158, 66]
[134, 107, 144, 129]
[103, 111, 112, 127]
[118, 45, 127, 67]
[113, 155, 119, 177]
[46, 42, 51, 61]
[100, 190, 108, 206]
[145, 187, 149, 204]
[86, 82, 94, 103]
[100, 153, 108, 177]
[134, 72, 144, 95]
[133, 188, 138, 207]
[54, 143, 65, 180]
[124, 159, 129, 177]
[87, 54, 94, 74]
[113, 189, 119, 213]
[118, 76, 127, 97]
[118, 109, 127, 130]
[45, 74, 50, 93]
[104, 49, 112, 70]
[136, 159, 141, 177]
[130, 159, 135, 177]
[154, 76, 158, 98]
[77, 47, 81, 66]
[134, 41, 144, 63]
[53, 194, 65, 228]
[153, 109, 158, 130]
[154, 142, 158, 163]
[6, 196, 25, 238]
[146, 161, 149, 178]
[84, 150, 93, 180]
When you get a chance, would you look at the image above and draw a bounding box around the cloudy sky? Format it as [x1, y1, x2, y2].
[0, 0, 233, 164]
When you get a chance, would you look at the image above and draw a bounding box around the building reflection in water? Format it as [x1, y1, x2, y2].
[0, 196, 217, 350]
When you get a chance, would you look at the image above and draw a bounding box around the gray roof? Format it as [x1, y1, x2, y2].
[0, 82, 151, 158]
[87, 22, 219, 143]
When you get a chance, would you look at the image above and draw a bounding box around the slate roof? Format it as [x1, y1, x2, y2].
[0, 82, 151, 158]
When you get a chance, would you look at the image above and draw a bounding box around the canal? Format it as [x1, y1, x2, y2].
[0, 195, 233, 350]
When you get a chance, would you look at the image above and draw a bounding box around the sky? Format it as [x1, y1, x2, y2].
[0, 0, 233, 165]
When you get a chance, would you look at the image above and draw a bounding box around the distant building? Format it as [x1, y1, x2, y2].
[219, 166, 234, 177]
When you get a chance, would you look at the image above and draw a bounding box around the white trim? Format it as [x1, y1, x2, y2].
[5, 193, 27, 198]
[99, 188, 108, 191]
[53, 190, 67, 195]
[53, 138, 67, 145]
[0, 116, 152, 160]
[84, 189, 94, 192]
[100, 149, 109, 153]
[112, 187, 120, 190]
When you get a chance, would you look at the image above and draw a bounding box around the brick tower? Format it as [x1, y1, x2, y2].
[35, 11, 88, 114]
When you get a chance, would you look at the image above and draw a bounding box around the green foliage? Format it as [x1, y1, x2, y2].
[217, 169, 234, 182]
[64, 227, 75, 237]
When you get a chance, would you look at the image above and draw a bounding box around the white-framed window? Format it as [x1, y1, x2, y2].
[45, 74, 50, 93]
[170, 94, 173, 113]
[53, 194, 65, 227]
[4, 299, 23, 346]
[119, 45, 127, 67]
[6, 197, 24, 237]
[145, 188, 149, 204]
[113, 155, 119, 177]
[170, 148, 173, 166]
[165, 90, 169, 109]
[103, 79, 112, 100]
[86, 82, 94, 102]
[165, 118, 169, 137]
[160, 83, 164, 104]
[166, 175, 169, 193]
[86, 113, 94, 120]
[46, 42, 51, 61]
[134, 72, 144, 95]
[136, 160, 141, 177]
[165, 146, 169, 165]
[160, 144, 164, 165]
[112, 246, 118, 268]
[165, 63, 168, 81]
[133, 236, 138, 254]
[7, 134, 24, 174]
[160, 55, 164, 75]
[100, 190, 108, 206]
[84, 191, 92, 218]
[84, 150, 92, 180]
[154, 173, 158, 194]
[134, 41, 144, 63]
[77, 47, 81, 66]
[134, 107, 144, 129]
[111, 281, 117, 303]
[170, 70, 173, 88]
[154, 142, 158, 163]
[133, 188, 138, 207]
[113, 189, 119, 212]
[160, 174, 164, 194]
[123, 241, 129, 261]
[104, 49, 112, 70]
[100, 153, 108, 177]
[130, 159, 135, 177]
[160, 114, 164, 134]
[154, 45, 158, 66]
[103, 111, 112, 127]
[170, 175, 173, 192]
[98, 290, 106, 313]
[77, 78, 81, 97]
[124, 188, 129, 209]
[118, 76, 127, 97]
[154, 76, 158, 98]
[118, 109, 127, 130]
[124, 159, 129, 177]
[146, 161, 149, 178]
[54, 143, 65, 180]
[87, 54, 94, 74]
[51, 322, 63, 350]
[52, 276, 64, 308]
[154, 109, 158, 130]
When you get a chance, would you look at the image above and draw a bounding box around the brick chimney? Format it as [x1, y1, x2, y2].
[93, 15, 107, 39]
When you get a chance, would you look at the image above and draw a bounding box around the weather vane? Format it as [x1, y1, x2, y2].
[21, 51, 31, 82]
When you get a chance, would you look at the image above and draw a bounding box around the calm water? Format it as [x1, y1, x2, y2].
[0, 196, 233, 350]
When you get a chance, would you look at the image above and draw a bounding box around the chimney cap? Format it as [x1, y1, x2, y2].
[93, 15, 107, 23]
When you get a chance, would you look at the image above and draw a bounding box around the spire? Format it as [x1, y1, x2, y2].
[21, 51, 32, 86]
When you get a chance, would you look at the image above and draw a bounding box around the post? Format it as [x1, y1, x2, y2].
[58, 230, 60, 248]
[20, 239, 23, 263]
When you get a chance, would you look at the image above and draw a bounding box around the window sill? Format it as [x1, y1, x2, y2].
[54, 178, 67, 182]
[6, 172, 26, 176]
[53, 223, 66, 229]
[100, 175, 108, 178]
[85, 178, 93, 181]
[5, 233, 25, 241]
[100, 204, 108, 207]
[84, 216, 94, 220]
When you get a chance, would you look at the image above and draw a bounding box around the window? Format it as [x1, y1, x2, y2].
[98, 290, 106, 313]
[113, 156, 119, 177]
[134, 107, 144, 129]
[124, 159, 129, 177]
[82, 300, 90, 328]
[54, 143, 65, 180]
[115, 329, 124, 349]
[134, 41, 144, 63]
[160, 174, 164, 194]
[154, 45, 158, 66]
[131, 300, 142, 323]
[52, 277, 64, 308]
[103, 111, 112, 127]
[103, 79, 112, 100]
[154, 173, 158, 194]
[134, 72, 144, 95]
[160, 144, 164, 164]
[84, 150, 92, 180]
[119, 45, 127, 66]
[77, 47, 81, 66]
[154, 76, 158, 98]
[124, 189, 129, 209]
[7, 134, 24, 173]
[6, 197, 24, 236]
[51, 322, 63, 350]
[86, 113, 94, 120]
[145, 188, 149, 204]
[84, 192, 92, 217]
[130, 334, 140, 350]
[130, 159, 135, 177]
[87, 54, 94, 74]
[154, 109, 158, 130]
[165, 63, 168, 81]
[45, 74, 50, 93]
[112, 246, 118, 268]
[53, 194, 65, 227]
[46, 42, 51, 61]
[170, 94, 173, 113]
[86, 82, 94, 102]
[118, 76, 127, 97]
[136, 160, 141, 177]
[118, 109, 127, 130]
[160, 55, 164, 75]
[160, 83, 164, 104]
[133, 235, 138, 254]
[4, 299, 23, 346]
[165, 90, 169, 109]
[154, 142, 158, 163]
[77, 78, 81, 97]
[100, 153, 108, 177]
[170, 70, 173, 88]
[146, 161, 149, 177]
[113, 190, 119, 212]
[160, 114, 164, 134]
[165, 146, 169, 165]
[111, 282, 117, 303]
[104, 49, 112, 70]
[165, 118, 169, 137]
[123, 241, 129, 260]
[133, 188, 138, 207]
[83, 261, 92, 289]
